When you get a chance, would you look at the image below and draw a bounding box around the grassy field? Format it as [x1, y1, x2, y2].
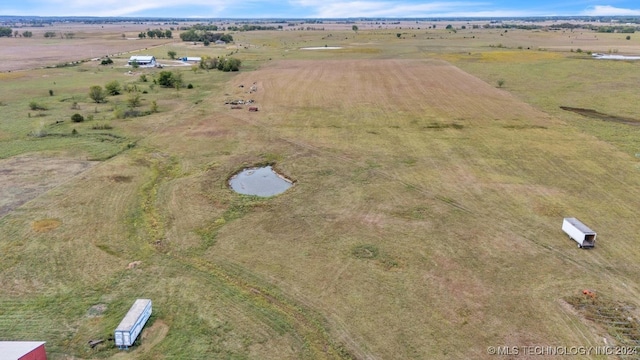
[1, 23, 640, 359]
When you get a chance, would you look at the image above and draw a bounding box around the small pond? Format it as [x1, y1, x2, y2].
[229, 166, 293, 197]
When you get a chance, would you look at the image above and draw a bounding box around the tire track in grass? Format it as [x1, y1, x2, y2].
[173, 255, 357, 360]
[134, 152, 358, 359]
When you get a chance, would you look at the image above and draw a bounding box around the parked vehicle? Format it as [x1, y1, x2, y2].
[562, 218, 596, 248]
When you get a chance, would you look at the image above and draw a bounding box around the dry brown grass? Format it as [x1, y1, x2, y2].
[31, 218, 62, 233]
[0, 23, 176, 72]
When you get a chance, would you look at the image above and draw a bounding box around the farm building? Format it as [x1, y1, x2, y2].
[127, 56, 156, 67]
[114, 299, 152, 349]
[0, 341, 47, 360]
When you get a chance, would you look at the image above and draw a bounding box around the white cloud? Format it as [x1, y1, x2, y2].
[582, 5, 640, 16]
[289, 1, 500, 18]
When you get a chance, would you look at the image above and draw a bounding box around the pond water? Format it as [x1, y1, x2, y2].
[229, 166, 293, 197]
[592, 53, 640, 60]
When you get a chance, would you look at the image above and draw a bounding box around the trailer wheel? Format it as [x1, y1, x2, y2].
[578, 244, 582, 248]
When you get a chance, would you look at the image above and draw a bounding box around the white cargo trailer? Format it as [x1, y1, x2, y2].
[115, 299, 152, 349]
[562, 218, 596, 248]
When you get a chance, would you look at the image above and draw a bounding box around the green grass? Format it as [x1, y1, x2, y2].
[1, 25, 640, 359]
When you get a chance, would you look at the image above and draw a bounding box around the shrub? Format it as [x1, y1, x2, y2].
[127, 93, 141, 108]
[28, 101, 47, 111]
[71, 113, 84, 122]
[217, 57, 241, 72]
[187, 83, 193, 89]
[89, 86, 106, 103]
[139, 74, 147, 82]
[92, 122, 113, 130]
[48, 89, 54, 96]
[100, 58, 113, 65]
[626, 35, 631, 40]
[497, 79, 505, 88]
[105, 80, 121, 96]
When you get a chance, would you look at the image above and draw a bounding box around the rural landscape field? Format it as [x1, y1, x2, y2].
[1, 17, 640, 359]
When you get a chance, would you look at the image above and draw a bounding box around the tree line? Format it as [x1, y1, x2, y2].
[179, 30, 233, 44]
[138, 28, 172, 39]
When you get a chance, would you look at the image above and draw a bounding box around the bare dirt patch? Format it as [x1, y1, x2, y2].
[32, 218, 62, 233]
[109, 320, 169, 359]
[0, 155, 97, 218]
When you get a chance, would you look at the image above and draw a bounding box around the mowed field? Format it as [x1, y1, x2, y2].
[1, 24, 640, 359]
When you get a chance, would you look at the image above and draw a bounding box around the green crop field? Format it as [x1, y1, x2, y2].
[1, 22, 639, 359]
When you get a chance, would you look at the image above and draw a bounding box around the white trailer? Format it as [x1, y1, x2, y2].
[115, 299, 152, 349]
[562, 218, 596, 248]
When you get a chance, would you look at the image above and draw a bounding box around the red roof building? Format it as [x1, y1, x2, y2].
[0, 341, 47, 360]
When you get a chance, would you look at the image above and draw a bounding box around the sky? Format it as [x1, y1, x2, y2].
[2, 0, 640, 19]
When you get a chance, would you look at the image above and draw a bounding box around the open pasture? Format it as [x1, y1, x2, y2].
[0, 23, 639, 359]
[0, 22, 176, 72]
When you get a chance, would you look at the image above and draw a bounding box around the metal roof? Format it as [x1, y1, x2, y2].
[116, 299, 152, 331]
[564, 217, 596, 234]
[129, 56, 155, 61]
[0, 341, 46, 359]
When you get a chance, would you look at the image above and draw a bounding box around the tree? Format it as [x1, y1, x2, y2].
[200, 56, 218, 70]
[105, 81, 121, 96]
[22, 31, 33, 38]
[157, 71, 182, 88]
[167, 50, 177, 59]
[352, 25, 358, 33]
[217, 57, 241, 72]
[89, 86, 106, 103]
[0, 27, 12, 37]
[43, 31, 56, 38]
